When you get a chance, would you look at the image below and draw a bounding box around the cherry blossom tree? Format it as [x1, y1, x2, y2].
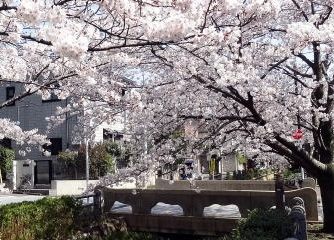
[1, 0, 334, 232]
[0, 0, 169, 148]
[0, 0, 200, 188]
[121, 0, 334, 232]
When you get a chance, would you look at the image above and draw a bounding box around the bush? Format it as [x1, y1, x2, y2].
[0, 196, 81, 240]
[104, 141, 131, 169]
[230, 208, 293, 240]
[0, 197, 156, 240]
[0, 146, 14, 181]
[58, 142, 116, 179]
[89, 143, 115, 179]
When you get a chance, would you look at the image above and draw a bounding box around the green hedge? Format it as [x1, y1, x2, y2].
[0, 197, 81, 240]
[0, 197, 155, 240]
[230, 208, 293, 240]
[0, 146, 14, 180]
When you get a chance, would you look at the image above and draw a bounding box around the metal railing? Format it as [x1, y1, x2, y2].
[75, 189, 102, 218]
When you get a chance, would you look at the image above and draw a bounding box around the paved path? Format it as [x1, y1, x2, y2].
[0, 194, 44, 205]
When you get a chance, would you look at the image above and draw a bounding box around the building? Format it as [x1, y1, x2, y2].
[170, 120, 244, 180]
[0, 82, 125, 191]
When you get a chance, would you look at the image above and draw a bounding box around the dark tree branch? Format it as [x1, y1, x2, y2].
[261, 57, 289, 79]
[295, 53, 314, 70]
[0, 5, 17, 11]
[317, 5, 332, 26]
[200, 0, 213, 33]
[291, 0, 309, 21]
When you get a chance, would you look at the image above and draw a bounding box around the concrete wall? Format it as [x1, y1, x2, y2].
[302, 178, 316, 189]
[155, 178, 316, 191]
[50, 180, 100, 196]
[13, 160, 34, 189]
[50, 179, 137, 196]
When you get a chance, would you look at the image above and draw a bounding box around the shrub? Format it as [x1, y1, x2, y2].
[58, 143, 117, 180]
[88, 143, 115, 179]
[0, 146, 14, 181]
[0, 197, 156, 240]
[70, 215, 156, 240]
[230, 208, 293, 240]
[58, 150, 83, 179]
[0, 196, 81, 240]
[104, 141, 131, 169]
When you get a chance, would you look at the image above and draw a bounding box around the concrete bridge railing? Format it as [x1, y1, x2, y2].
[155, 178, 316, 191]
[100, 187, 318, 221]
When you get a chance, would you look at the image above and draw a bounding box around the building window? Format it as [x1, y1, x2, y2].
[43, 138, 62, 155]
[0, 138, 11, 149]
[6, 87, 15, 106]
[103, 129, 123, 142]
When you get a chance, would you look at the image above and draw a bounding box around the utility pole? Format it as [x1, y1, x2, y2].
[85, 138, 90, 191]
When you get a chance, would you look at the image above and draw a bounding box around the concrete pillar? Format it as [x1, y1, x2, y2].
[31, 161, 35, 186]
[275, 174, 285, 210]
[197, 158, 201, 176]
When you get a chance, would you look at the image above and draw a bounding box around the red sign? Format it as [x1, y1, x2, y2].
[292, 129, 303, 140]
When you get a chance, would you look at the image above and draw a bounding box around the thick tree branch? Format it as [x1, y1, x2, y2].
[291, 0, 309, 21]
[274, 134, 327, 171]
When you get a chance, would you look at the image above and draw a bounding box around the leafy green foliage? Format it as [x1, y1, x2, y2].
[58, 150, 83, 179]
[0, 197, 155, 240]
[58, 150, 78, 165]
[0, 146, 14, 180]
[105, 141, 122, 156]
[230, 209, 293, 240]
[283, 167, 301, 181]
[89, 143, 115, 179]
[104, 141, 131, 168]
[235, 152, 247, 165]
[0, 197, 81, 240]
[225, 169, 274, 180]
[58, 142, 117, 179]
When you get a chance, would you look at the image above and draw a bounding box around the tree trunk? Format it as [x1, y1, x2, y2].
[318, 170, 334, 233]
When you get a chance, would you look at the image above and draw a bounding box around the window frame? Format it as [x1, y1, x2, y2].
[6, 87, 15, 106]
[43, 138, 62, 156]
